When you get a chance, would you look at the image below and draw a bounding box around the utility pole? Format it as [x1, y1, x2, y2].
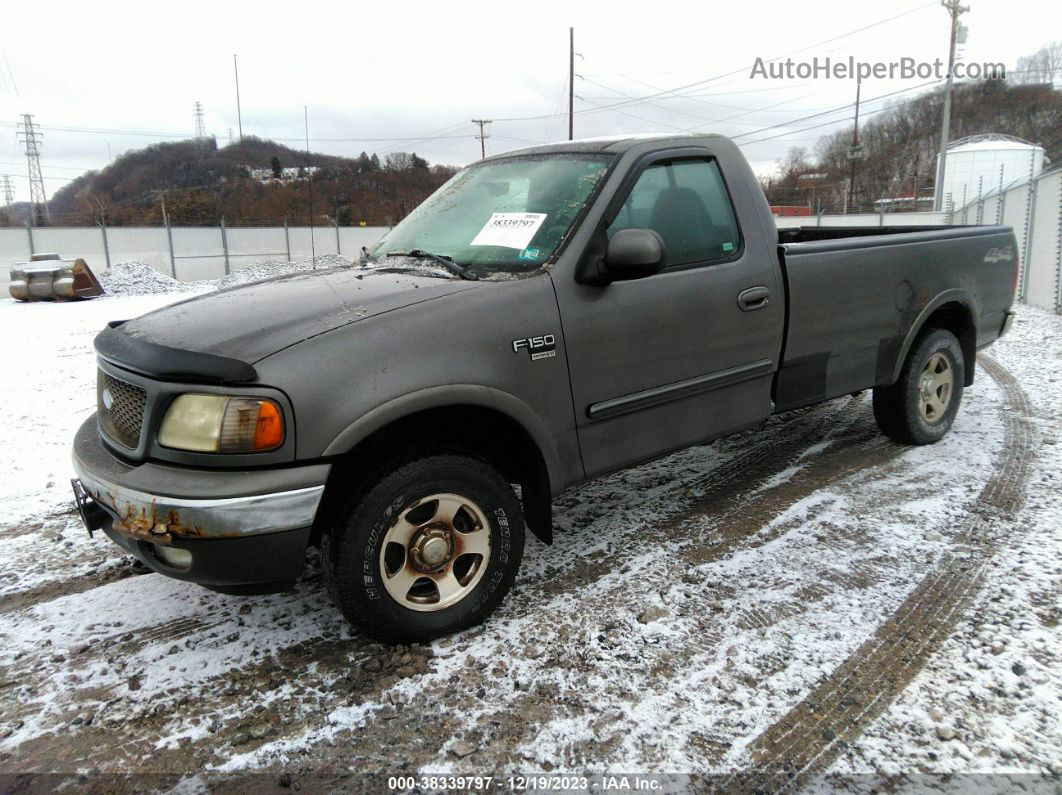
[233, 55, 245, 165]
[17, 114, 48, 225]
[911, 150, 921, 210]
[472, 119, 492, 159]
[846, 77, 863, 214]
[934, 0, 970, 211]
[193, 101, 206, 139]
[1, 175, 14, 207]
[305, 106, 315, 264]
[568, 27, 575, 140]
[154, 190, 170, 226]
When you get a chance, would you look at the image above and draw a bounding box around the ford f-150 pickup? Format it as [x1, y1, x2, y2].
[71, 134, 1018, 642]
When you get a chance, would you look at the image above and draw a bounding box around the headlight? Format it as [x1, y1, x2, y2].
[159, 395, 285, 453]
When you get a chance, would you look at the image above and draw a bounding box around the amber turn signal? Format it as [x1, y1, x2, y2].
[253, 399, 284, 450]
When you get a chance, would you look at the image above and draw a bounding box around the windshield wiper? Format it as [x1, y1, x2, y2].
[385, 250, 479, 281]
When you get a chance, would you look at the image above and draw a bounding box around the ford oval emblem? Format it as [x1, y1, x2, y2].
[102, 388, 113, 411]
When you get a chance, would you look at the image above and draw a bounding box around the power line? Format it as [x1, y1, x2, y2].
[578, 76, 819, 130]
[16, 114, 48, 223]
[374, 120, 473, 158]
[736, 103, 894, 148]
[493, 1, 936, 124]
[0, 120, 478, 144]
[731, 79, 945, 144]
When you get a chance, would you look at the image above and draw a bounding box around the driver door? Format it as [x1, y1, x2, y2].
[553, 153, 784, 476]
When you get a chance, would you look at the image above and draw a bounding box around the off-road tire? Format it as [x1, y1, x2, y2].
[323, 453, 525, 643]
[873, 328, 965, 445]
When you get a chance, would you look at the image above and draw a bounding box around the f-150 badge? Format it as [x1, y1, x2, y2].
[512, 334, 556, 360]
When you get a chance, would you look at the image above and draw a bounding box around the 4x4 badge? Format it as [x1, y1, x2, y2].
[512, 334, 556, 361]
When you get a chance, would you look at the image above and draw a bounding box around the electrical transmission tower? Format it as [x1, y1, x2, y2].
[17, 114, 48, 224]
[1, 175, 14, 207]
[193, 101, 207, 139]
[471, 119, 492, 159]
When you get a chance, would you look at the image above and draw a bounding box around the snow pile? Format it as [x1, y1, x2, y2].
[98, 261, 192, 296]
[215, 254, 352, 290]
[98, 256, 355, 297]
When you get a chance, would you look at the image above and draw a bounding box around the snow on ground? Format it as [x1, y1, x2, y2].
[0, 292, 193, 531]
[830, 307, 1062, 778]
[0, 265, 1059, 785]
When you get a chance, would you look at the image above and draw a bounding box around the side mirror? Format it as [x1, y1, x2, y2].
[604, 228, 666, 281]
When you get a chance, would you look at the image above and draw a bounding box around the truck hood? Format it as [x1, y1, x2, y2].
[119, 266, 481, 363]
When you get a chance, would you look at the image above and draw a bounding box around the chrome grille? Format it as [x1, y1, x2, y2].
[98, 370, 147, 449]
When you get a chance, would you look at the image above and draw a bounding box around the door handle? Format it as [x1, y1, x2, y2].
[737, 286, 770, 311]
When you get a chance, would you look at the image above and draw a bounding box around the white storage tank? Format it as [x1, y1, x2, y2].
[936, 135, 1046, 212]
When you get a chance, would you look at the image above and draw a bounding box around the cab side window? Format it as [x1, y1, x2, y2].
[608, 159, 741, 267]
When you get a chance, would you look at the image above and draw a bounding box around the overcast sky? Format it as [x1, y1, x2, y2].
[1, 0, 1058, 204]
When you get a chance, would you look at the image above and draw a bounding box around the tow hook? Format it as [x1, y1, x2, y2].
[71, 478, 108, 538]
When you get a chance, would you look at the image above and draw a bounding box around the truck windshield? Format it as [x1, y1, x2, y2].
[366, 153, 613, 272]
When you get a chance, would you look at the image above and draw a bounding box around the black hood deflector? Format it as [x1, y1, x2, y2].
[95, 321, 258, 384]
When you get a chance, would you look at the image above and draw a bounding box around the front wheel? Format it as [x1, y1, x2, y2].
[873, 328, 965, 445]
[323, 454, 525, 643]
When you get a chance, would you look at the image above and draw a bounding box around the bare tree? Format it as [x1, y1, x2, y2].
[385, 152, 413, 172]
[1015, 42, 1062, 86]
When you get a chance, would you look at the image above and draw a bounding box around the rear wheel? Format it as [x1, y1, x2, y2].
[873, 328, 965, 445]
[323, 453, 525, 643]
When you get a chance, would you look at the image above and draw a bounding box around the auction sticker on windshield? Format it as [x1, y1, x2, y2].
[470, 212, 547, 249]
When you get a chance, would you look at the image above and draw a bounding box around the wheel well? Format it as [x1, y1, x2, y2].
[313, 405, 553, 546]
[921, 301, 976, 386]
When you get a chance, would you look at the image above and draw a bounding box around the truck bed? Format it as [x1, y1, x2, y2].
[772, 224, 1017, 412]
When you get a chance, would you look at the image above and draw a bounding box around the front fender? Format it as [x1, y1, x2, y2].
[320, 383, 566, 492]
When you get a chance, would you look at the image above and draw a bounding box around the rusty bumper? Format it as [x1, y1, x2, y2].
[72, 471, 324, 543]
[72, 416, 328, 542]
[71, 416, 329, 590]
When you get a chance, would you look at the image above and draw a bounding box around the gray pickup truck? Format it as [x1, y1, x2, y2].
[72, 134, 1017, 642]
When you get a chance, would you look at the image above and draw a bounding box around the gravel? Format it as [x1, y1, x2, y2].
[98, 261, 191, 295]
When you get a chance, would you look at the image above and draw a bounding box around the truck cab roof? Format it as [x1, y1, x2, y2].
[482, 133, 732, 160]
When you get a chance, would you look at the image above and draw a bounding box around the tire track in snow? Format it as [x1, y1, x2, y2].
[0, 397, 872, 773]
[337, 400, 906, 775]
[733, 356, 1036, 791]
[0, 387, 943, 774]
[523, 397, 865, 600]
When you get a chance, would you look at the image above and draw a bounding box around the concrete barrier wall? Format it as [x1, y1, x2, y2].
[4, 198, 1060, 313]
[0, 225, 390, 288]
[1025, 170, 1061, 313]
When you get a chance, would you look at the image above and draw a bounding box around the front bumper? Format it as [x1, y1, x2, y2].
[72, 416, 331, 590]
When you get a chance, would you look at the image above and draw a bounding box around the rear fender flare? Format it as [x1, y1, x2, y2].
[891, 289, 979, 385]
